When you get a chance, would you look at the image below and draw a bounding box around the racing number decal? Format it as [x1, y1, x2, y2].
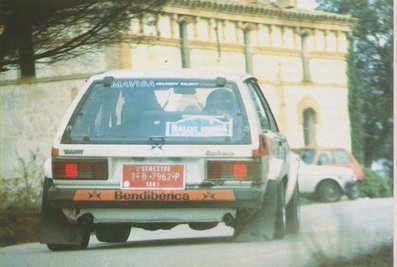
[73, 190, 236, 202]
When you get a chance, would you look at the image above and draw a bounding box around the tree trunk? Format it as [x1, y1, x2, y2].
[18, 25, 36, 78]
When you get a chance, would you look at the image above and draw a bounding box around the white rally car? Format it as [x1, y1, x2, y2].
[40, 70, 300, 250]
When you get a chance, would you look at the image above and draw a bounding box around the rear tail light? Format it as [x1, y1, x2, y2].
[52, 158, 108, 180]
[207, 160, 261, 180]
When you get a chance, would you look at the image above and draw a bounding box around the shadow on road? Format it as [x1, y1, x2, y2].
[89, 235, 235, 250]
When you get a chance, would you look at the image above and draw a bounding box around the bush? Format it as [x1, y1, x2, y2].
[0, 150, 44, 246]
[0, 150, 43, 210]
[360, 168, 393, 198]
[0, 208, 41, 247]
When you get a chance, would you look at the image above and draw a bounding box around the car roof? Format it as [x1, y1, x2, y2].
[90, 69, 254, 82]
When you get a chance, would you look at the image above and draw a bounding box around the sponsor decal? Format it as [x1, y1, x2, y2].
[205, 151, 235, 156]
[88, 190, 101, 199]
[109, 80, 215, 89]
[115, 191, 190, 201]
[150, 144, 163, 150]
[166, 116, 233, 137]
[73, 190, 235, 202]
[203, 191, 216, 200]
[63, 149, 84, 155]
[111, 80, 156, 88]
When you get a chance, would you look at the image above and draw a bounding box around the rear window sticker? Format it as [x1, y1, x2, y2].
[165, 116, 233, 137]
[110, 80, 216, 89]
[111, 80, 156, 88]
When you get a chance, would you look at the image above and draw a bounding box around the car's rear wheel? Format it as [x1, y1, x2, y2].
[95, 224, 131, 243]
[286, 183, 300, 234]
[317, 180, 341, 202]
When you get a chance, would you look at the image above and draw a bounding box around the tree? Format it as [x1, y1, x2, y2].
[346, 41, 365, 164]
[316, 0, 393, 176]
[0, 0, 167, 77]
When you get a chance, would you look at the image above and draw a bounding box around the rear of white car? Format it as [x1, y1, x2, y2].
[40, 70, 300, 250]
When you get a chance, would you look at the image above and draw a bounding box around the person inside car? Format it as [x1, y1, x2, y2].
[204, 88, 237, 118]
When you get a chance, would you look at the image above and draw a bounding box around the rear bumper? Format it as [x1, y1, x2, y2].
[45, 181, 265, 210]
[40, 178, 278, 244]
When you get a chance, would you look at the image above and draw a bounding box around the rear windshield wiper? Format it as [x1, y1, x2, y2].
[148, 136, 165, 145]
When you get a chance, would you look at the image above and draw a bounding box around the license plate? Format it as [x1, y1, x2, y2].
[122, 164, 185, 189]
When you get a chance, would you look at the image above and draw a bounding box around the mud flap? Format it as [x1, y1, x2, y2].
[233, 180, 278, 242]
[40, 178, 87, 246]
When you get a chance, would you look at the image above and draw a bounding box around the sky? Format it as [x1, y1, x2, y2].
[296, 0, 317, 10]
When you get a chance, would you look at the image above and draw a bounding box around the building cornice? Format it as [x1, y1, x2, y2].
[167, 0, 356, 26]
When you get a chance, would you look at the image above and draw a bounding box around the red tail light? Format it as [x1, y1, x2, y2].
[65, 163, 78, 178]
[252, 134, 270, 157]
[52, 158, 108, 180]
[233, 163, 247, 178]
[207, 160, 260, 180]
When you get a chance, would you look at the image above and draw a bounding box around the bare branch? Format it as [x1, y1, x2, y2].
[0, 0, 168, 75]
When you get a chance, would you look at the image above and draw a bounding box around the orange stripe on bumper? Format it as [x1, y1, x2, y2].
[73, 190, 236, 202]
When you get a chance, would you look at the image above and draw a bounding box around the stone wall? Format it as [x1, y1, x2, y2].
[0, 76, 87, 178]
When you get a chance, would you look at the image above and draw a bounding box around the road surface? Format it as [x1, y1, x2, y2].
[1, 197, 393, 267]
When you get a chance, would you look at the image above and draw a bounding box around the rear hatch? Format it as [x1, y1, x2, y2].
[53, 77, 261, 189]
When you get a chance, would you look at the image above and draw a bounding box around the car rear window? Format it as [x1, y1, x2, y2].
[61, 78, 251, 144]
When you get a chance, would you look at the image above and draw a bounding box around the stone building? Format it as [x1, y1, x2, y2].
[0, 0, 355, 178]
[107, 0, 355, 149]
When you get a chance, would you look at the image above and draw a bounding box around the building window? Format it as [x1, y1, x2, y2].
[303, 108, 316, 145]
[179, 20, 190, 68]
[301, 33, 311, 82]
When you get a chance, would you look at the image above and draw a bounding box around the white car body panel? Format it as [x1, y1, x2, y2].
[298, 163, 355, 194]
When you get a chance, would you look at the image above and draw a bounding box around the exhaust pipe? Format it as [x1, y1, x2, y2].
[77, 214, 94, 226]
[223, 213, 235, 226]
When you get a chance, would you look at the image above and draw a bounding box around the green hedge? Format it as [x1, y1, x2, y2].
[360, 168, 393, 198]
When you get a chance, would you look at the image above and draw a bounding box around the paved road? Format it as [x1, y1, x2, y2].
[1, 198, 393, 267]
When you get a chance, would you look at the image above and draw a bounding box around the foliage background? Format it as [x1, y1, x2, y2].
[316, 0, 393, 177]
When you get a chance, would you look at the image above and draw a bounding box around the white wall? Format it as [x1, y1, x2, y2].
[0, 78, 86, 178]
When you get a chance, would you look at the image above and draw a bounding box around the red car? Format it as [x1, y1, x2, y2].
[293, 146, 364, 181]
